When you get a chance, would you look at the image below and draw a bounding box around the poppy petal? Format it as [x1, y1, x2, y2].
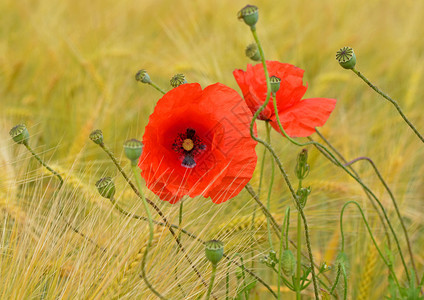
[270, 97, 337, 137]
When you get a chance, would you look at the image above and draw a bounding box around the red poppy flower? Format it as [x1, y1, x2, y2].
[233, 61, 337, 137]
[139, 83, 257, 204]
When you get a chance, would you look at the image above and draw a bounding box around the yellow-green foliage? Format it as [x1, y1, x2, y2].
[1, 0, 424, 299]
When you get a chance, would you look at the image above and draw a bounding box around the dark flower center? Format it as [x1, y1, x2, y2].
[172, 128, 206, 168]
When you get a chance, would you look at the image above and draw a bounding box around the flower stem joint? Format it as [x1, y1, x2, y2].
[89, 129, 104, 145]
[9, 124, 30, 145]
[170, 74, 187, 88]
[123, 139, 143, 166]
[95, 177, 116, 199]
[205, 240, 224, 266]
[336, 47, 356, 70]
[238, 5, 259, 28]
[135, 69, 152, 84]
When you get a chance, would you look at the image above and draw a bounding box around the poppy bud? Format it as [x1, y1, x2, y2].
[237, 5, 259, 27]
[245, 43, 261, 61]
[270, 76, 281, 93]
[295, 148, 310, 180]
[135, 69, 151, 84]
[95, 177, 116, 199]
[336, 47, 356, 70]
[281, 249, 296, 277]
[170, 74, 187, 88]
[205, 240, 224, 265]
[89, 129, 104, 145]
[9, 124, 29, 145]
[124, 139, 143, 165]
[296, 186, 311, 208]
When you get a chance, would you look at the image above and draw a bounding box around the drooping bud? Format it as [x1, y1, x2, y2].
[205, 240, 224, 265]
[245, 43, 261, 61]
[336, 47, 356, 69]
[170, 74, 187, 88]
[270, 76, 281, 93]
[135, 69, 151, 84]
[95, 177, 116, 199]
[281, 249, 296, 277]
[237, 5, 259, 28]
[124, 139, 143, 165]
[89, 129, 104, 145]
[9, 124, 29, 145]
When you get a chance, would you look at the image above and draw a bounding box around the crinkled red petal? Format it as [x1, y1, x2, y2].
[139, 83, 257, 204]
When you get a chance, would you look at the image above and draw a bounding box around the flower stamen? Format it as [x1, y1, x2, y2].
[172, 128, 206, 168]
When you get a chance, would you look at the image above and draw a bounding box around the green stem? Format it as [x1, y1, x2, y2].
[149, 81, 167, 95]
[330, 264, 341, 295]
[131, 165, 166, 300]
[341, 265, 347, 300]
[24, 143, 63, 189]
[205, 264, 217, 300]
[351, 68, 424, 144]
[247, 27, 320, 298]
[98, 142, 214, 297]
[340, 201, 400, 288]
[277, 209, 289, 299]
[296, 213, 302, 300]
[312, 131, 392, 251]
[345, 156, 419, 284]
[265, 122, 275, 249]
[24, 142, 106, 252]
[270, 98, 410, 282]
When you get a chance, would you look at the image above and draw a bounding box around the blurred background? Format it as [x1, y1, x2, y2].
[1, 0, 423, 298]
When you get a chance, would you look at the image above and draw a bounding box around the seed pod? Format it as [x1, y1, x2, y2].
[124, 139, 143, 165]
[336, 47, 356, 69]
[170, 74, 187, 88]
[237, 5, 259, 27]
[205, 240, 224, 265]
[135, 69, 151, 84]
[95, 177, 116, 199]
[245, 43, 261, 61]
[89, 129, 104, 145]
[9, 124, 29, 145]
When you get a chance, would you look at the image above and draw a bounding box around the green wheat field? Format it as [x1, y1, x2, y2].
[1, 0, 423, 299]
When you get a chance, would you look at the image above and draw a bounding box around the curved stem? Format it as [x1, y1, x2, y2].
[344, 156, 418, 283]
[351, 68, 424, 144]
[24, 143, 63, 189]
[248, 27, 320, 298]
[130, 165, 166, 299]
[312, 131, 392, 251]
[340, 201, 400, 288]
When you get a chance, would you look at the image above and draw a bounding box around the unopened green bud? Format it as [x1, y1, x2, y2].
[296, 187, 311, 208]
[135, 69, 151, 84]
[124, 139, 143, 165]
[205, 240, 224, 265]
[237, 5, 259, 27]
[95, 177, 116, 199]
[9, 124, 29, 145]
[336, 47, 356, 69]
[170, 74, 187, 88]
[295, 148, 310, 180]
[281, 249, 296, 277]
[245, 43, 260, 61]
[89, 129, 104, 145]
[270, 76, 281, 93]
